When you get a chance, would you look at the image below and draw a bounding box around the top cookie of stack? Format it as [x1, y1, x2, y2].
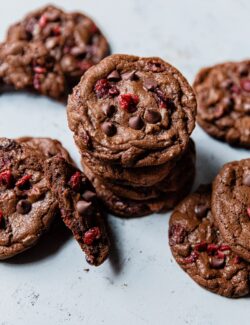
[68, 54, 196, 167]
[68, 54, 197, 217]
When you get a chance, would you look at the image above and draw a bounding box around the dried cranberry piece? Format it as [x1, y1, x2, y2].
[0, 170, 13, 188]
[169, 224, 187, 245]
[33, 66, 47, 74]
[94, 79, 110, 98]
[0, 210, 3, 228]
[218, 244, 231, 252]
[233, 256, 241, 264]
[240, 79, 250, 92]
[39, 14, 47, 28]
[231, 84, 241, 94]
[52, 25, 61, 36]
[247, 207, 250, 218]
[207, 243, 218, 255]
[33, 74, 43, 90]
[183, 251, 199, 264]
[83, 227, 101, 245]
[16, 175, 32, 189]
[69, 172, 82, 191]
[119, 94, 139, 113]
[194, 241, 207, 252]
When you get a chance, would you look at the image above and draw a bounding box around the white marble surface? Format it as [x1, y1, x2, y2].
[0, 1, 250, 324]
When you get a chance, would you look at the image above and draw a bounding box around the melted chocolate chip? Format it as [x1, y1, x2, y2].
[82, 190, 96, 202]
[101, 122, 117, 136]
[194, 204, 208, 219]
[102, 104, 116, 117]
[76, 200, 93, 216]
[129, 116, 144, 130]
[243, 173, 250, 187]
[107, 70, 121, 81]
[144, 110, 161, 124]
[143, 78, 158, 90]
[209, 256, 225, 269]
[16, 200, 32, 215]
[122, 70, 138, 81]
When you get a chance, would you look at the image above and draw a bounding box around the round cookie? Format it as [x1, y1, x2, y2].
[169, 185, 250, 298]
[45, 156, 110, 266]
[0, 138, 58, 259]
[0, 41, 66, 100]
[84, 163, 195, 218]
[212, 159, 250, 262]
[68, 54, 197, 167]
[6, 5, 110, 88]
[193, 61, 250, 148]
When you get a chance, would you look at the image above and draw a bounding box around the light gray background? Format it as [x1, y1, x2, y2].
[0, 1, 249, 324]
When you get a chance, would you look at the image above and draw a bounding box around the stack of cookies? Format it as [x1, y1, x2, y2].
[67, 54, 197, 217]
[169, 158, 250, 298]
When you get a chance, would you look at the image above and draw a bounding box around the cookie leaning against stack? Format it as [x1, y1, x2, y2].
[67, 54, 197, 217]
[169, 159, 250, 298]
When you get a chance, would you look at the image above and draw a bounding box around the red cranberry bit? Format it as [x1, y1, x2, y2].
[183, 251, 199, 264]
[39, 14, 48, 28]
[16, 175, 32, 189]
[240, 79, 250, 92]
[0, 210, 3, 228]
[119, 94, 139, 113]
[94, 79, 110, 98]
[218, 244, 231, 252]
[194, 241, 207, 252]
[233, 256, 241, 264]
[33, 66, 47, 74]
[69, 172, 82, 191]
[231, 84, 241, 94]
[247, 207, 250, 218]
[90, 23, 99, 34]
[207, 243, 218, 255]
[169, 224, 186, 245]
[33, 74, 43, 90]
[0, 170, 12, 188]
[216, 250, 225, 259]
[52, 25, 61, 36]
[83, 227, 101, 245]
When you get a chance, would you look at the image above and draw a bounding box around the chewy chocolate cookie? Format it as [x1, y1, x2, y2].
[68, 54, 197, 167]
[0, 138, 59, 259]
[0, 41, 66, 99]
[169, 185, 250, 298]
[212, 159, 250, 262]
[45, 156, 110, 266]
[194, 61, 250, 148]
[6, 5, 110, 89]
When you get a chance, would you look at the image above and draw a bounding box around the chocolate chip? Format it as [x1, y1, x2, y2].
[144, 110, 161, 124]
[122, 70, 138, 81]
[243, 173, 250, 186]
[102, 104, 116, 117]
[101, 122, 117, 136]
[107, 70, 121, 81]
[76, 200, 92, 216]
[16, 200, 31, 215]
[129, 116, 144, 130]
[209, 256, 225, 269]
[143, 78, 158, 90]
[82, 190, 96, 202]
[194, 204, 208, 219]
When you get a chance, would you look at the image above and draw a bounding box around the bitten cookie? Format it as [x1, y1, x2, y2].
[169, 185, 250, 298]
[68, 54, 197, 167]
[0, 41, 66, 99]
[6, 5, 110, 88]
[45, 156, 110, 266]
[194, 61, 250, 148]
[212, 159, 250, 262]
[0, 138, 58, 259]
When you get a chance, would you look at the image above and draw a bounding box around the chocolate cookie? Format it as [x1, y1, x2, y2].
[98, 140, 195, 201]
[68, 54, 197, 167]
[0, 41, 66, 99]
[45, 156, 110, 266]
[0, 138, 58, 259]
[84, 162, 195, 218]
[169, 185, 250, 298]
[17, 137, 72, 163]
[194, 61, 250, 148]
[212, 159, 250, 262]
[6, 5, 110, 88]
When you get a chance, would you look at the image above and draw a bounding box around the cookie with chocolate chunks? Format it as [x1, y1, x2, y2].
[0, 41, 66, 100]
[0, 138, 59, 259]
[169, 185, 250, 298]
[194, 61, 250, 148]
[45, 156, 110, 266]
[68, 54, 197, 167]
[212, 159, 250, 262]
[6, 5, 110, 89]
